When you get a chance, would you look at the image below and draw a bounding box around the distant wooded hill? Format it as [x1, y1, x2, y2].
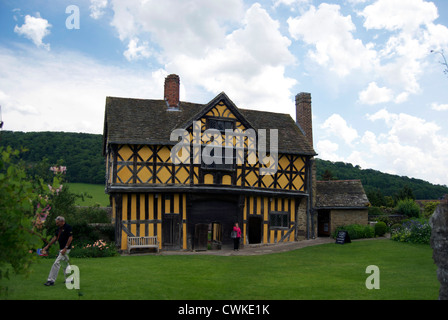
[315, 159, 447, 201]
[1, 130, 105, 184]
[1, 130, 447, 200]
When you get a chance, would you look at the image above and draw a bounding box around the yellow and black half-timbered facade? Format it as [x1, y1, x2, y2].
[103, 75, 316, 252]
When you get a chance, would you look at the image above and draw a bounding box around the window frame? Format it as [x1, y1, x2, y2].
[201, 118, 236, 171]
[269, 211, 290, 230]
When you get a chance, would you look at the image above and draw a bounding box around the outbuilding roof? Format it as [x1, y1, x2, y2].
[315, 180, 370, 209]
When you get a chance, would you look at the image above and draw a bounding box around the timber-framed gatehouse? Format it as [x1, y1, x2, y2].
[103, 74, 317, 252]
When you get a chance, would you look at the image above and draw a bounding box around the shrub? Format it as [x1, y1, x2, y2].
[332, 224, 374, 240]
[74, 206, 111, 223]
[368, 206, 384, 216]
[70, 239, 118, 258]
[45, 219, 115, 258]
[373, 215, 406, 227]
[395, 199, 420, 218]
[422, 202, 439, 219]
[374, 221, 387, 236]
[70, 222, 114, 243]
[390, 223, 402, 232]
[390, 218, 431, 244]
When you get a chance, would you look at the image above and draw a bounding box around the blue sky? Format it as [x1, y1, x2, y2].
[1, 0, 447, 186]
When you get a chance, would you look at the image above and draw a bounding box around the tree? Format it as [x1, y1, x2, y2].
[0, 147, 62, 293]
[366, 188, 386, 207]
[431, 50, 448, 77]
[0, 148, 40, 279]
[321, 169, 336, 181]
[395, 199, 420, 218]
[394, 185, 415, 203]
[423, 201, 439, 218]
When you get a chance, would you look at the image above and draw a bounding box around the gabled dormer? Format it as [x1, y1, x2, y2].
[180, 92, 254, 134]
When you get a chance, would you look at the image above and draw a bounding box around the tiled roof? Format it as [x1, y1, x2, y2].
[103, 93, 316, 156]
[315, 180, 370, 209]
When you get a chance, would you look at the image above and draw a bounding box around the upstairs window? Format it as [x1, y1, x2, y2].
[201, 147, 235, 171]
[207, 118, 234, 132]
[202, 118, 235, 171]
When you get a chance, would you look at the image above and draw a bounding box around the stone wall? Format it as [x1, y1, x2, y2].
[430, 196, 448, 300]
[330, 209, 368, 234]
[295, 159, 317, 240]
[296, 197, 307, 240]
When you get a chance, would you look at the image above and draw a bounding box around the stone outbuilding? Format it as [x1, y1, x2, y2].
[314, 180, 370, 236]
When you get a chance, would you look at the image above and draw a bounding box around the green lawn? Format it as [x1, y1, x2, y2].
[2, 240, 438, 300]
[66, 183, 109, 207]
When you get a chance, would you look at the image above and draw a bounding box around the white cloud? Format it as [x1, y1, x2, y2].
[273, 0, 311, 10]
[287, 0, 448, 107]
[360, 0, 438, 33]
[108, 2, 297, 112]
[312, 110, 446, 183]
[321, 114, 359, 145]
[14, 13, 51, 50]
[394, 92, 409, 104]
[358, 82, 394, 105]
[0, 47, 167, 134]
[363, 108, 448, 184]
[273, 0, 297, 7]
[230, 4, 295, 68]
[109, 0, 245, 58]
[431, 102, 448, 111]
[346, 0, 369, 5]
[123, 37, 151, 61]
[346, 150, 370, 169]
[288, 3, 378, 77]
[0, 90, 39, 115]
[359, 0, 448, 100]
[167, 4, 296, 112]
[3, 2, 299, 132]
[315, 139, 343, 161]
[90, 0, 108, 19]
[367, 109, 441, 151]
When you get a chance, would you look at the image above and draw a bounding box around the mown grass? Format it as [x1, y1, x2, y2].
[2, 240, 438, 300]
[66, 183, 109, 207]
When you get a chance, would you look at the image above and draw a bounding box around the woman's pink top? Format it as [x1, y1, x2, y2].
[233, 226, 242, 238]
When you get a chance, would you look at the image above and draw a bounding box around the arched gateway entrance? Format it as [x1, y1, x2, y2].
[188, 195, 240, 250]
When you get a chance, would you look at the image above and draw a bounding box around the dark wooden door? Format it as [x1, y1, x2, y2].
[162, 214, 181, 250]
[194, 223, 209, 251]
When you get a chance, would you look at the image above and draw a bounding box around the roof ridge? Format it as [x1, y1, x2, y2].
[317, 179, 362, 183]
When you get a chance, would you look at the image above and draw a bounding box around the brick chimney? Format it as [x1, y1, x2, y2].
[295, 92, 313, 147]
[164, 74, 180, 109]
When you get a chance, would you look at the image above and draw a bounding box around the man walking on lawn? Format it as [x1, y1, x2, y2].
[43, 216, 73, 286]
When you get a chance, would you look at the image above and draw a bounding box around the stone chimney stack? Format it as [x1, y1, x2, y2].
[295, 92, 313, 147]
[164, 74, 180, 109]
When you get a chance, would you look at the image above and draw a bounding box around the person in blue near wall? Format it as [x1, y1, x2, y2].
[43, 216, 73, 286]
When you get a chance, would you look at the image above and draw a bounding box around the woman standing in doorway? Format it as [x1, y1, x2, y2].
[233, 222, 241, 251]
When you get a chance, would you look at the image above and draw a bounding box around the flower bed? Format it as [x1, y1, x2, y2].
[390, 218, 431, 245]
[70, 239, 118, 258]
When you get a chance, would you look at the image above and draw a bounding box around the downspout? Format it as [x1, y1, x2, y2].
[309, 158, 315, 239]
[306, 157, 311, 240]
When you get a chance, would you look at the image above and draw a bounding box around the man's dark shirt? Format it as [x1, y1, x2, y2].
[55, 223, 73, 249]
